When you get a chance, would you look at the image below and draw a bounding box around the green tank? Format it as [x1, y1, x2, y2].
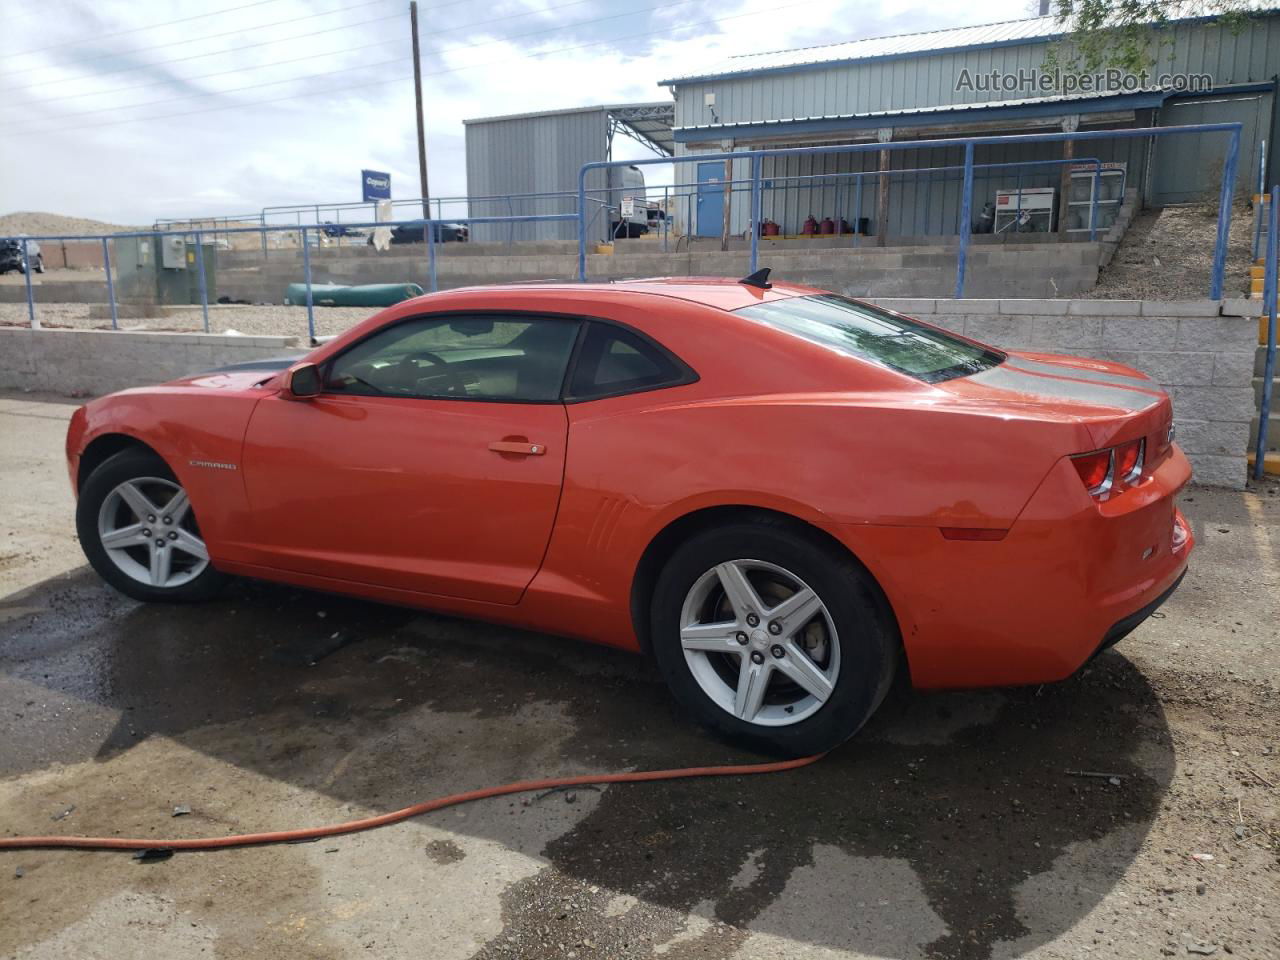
[283, 282, 425, 307]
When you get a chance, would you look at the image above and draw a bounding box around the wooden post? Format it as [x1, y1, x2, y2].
[1058, 115, 1078, 234]
[876, 127, 893, 247]
[410, 1, 430, 218]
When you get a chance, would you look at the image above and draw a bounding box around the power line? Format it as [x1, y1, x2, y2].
[4, 0, 294, 58]
[0, 39, 401, 112]
[2, 0, 704, 124]
[1, 0, 603, 112]
[3, 0, 829, 138]
[0, 0, 401, 82]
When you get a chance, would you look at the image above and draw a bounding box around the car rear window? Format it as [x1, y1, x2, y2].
[736, 294, 1004, 383]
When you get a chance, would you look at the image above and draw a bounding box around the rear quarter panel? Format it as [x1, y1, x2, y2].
[522, 303, 1099, 650]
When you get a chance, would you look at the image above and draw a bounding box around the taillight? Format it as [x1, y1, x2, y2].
[1071, 449, 1113, 497]
[1071, 438, 1147, 500]
[1115, 439, 1144, 483]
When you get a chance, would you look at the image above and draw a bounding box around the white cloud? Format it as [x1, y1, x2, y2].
[0, 0, 1028, 225]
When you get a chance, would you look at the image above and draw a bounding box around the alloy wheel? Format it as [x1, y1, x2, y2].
[679, 559, 840, 727]
[97, 477, 209, 588]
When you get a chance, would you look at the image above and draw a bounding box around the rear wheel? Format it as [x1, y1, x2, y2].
[650, 518, 897, 756]
[76, 449, 226, 602]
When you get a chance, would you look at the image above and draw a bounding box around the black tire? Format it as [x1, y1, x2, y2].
[32, 254, 44, 274]
[76, 448, 227, 603]
[650, 516, 897, 757]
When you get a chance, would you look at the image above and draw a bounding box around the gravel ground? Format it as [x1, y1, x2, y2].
[1088, 201, 1257, 301]
[0, 302, 373, 340]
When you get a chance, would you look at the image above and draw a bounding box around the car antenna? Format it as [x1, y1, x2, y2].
[739, 267, 772, 289]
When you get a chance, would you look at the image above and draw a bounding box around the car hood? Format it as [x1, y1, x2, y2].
[167, 356, 301, 391]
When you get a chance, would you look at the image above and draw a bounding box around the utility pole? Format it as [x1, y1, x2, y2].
[410, 1, 430, 220]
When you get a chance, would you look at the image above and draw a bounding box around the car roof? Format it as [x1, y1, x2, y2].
[431, 277, 820, 312]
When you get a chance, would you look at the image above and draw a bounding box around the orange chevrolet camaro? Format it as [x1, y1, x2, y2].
[66, 274, 1193, 755]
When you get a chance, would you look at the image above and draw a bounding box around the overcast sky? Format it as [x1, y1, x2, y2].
[0, 0, 1029, 225]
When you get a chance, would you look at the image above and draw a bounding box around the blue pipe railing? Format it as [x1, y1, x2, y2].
[3, 213, 577, 342]
[615, 157, 1106, 248]
[575, 123, 1242, 298]
[1257, 184, 1278, 481]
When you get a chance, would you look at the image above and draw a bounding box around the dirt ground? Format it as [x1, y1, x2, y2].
[1089, 201, 1257, 301]
[0, 393, 1277, 960]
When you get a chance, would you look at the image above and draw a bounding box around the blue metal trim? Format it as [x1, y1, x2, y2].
[427, 224, 438, 293]
[674, 92, 1169, 144]
[1257, 184, 1278, 481]
[1164, 81, 1276, 101]
[1210, 125, 1241, 300]
[301, 227, 315, 345]
[21, 239, 35, 329]
[749, 154, 761, 272]
[0, 214, 581, 246]
[955, 143, 974, 299]
[195, 231, 210, 333]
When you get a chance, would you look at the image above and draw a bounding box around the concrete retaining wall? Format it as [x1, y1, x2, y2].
[37, 243, 107, 271]
[0, 281, 112, 304]
[871, 297, 1259, 489]
[210, 241, 1103, 303]
[0, 328, 302, 397]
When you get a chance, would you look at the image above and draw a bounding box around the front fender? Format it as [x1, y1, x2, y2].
[70, 388, 265, 563]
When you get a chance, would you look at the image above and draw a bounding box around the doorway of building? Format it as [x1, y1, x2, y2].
[696, 161, 726, 237]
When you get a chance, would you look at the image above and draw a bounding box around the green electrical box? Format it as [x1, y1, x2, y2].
[113, 235, 218, 306]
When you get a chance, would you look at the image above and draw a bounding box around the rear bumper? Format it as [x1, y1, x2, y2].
[1096, 568, 1186, 655]
[828, 444, 1194, 690]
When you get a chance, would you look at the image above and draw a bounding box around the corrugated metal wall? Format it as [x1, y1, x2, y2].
[673, 127, 1148, 238]
[672, 16, 1280, 129]
[464, 108, 611, 242]
[667, 14, 1279, 237]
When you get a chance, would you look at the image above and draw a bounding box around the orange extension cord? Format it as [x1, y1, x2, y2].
[0, 754, 824, 853]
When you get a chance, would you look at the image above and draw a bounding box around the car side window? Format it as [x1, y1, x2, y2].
[324, 315, 580, 402]
[567, 322, 689, 400]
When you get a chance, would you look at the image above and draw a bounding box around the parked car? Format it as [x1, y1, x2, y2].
[0, 238, 44, 275]
[371, 220, 469, 244]
[320, 221, 365, 239]
[65, 274, 1192, 755]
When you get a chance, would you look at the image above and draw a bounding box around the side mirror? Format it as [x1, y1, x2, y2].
[287, 362, 322, 398]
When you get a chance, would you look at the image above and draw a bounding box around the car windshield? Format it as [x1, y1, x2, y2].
[736, 294, 1004, 383]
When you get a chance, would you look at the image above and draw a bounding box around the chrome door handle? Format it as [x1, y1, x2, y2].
[488, 440, 546, 456]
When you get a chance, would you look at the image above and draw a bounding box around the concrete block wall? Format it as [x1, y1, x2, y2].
[207, 240, 1106, 304]
[0, 282, 113, 304]
[871, 298, 1259, 489]
[37, 243, 107, 271]
[0, 328, 303, 397]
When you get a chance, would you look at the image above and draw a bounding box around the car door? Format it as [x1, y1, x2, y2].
[239, 312, 580, 605]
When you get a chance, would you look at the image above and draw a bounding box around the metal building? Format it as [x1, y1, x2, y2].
[464, 103, 674, 241]
[658, 10, 1280, 239]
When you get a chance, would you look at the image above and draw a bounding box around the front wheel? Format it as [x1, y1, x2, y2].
[76, 449, 226, 602]
[650, 518, 897, 756]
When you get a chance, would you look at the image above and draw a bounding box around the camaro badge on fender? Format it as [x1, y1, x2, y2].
[189, 459, 237, 471]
